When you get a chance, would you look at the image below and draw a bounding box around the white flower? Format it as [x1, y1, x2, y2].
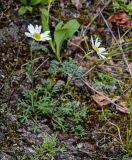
[91, 36, 108, 59]
[25, 24, 51, 41]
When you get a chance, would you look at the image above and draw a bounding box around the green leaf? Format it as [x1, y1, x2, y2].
[55, 21, 64, 30]
[41, 0, 49, 5]
[26, 6, 33, 12]
[30, 0, 41, 5]
[62, 19, 80, 40]
[41, 8, 56, 53]
[126, 3, 132, 15]
[41, 8, 48, 17]
[54, 29, 68, 60]
[19, 0, 27, 5]
[41, 8, 49, 31]
[53, 19, 80, 60]
[18, 6, 28, 15]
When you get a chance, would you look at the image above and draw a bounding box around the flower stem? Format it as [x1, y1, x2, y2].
[30, 41, 34, 111]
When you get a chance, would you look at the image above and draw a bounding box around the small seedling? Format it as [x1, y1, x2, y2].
[18, 0, 49, 15]
[31, 133, 65, 159]
[94, 72, 122, 93]
[113, 0, 132, 15]
[16, 133, 65, 160]
[124, 99, 132, 158]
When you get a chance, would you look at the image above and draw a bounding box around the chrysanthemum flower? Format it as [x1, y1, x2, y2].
[91, 36, 108, 59]
[25, 24, 51, 41]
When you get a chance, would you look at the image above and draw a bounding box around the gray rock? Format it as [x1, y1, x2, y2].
[0, 152, 14, 160]
[0, 25, 19, 42]
[124, 158, 132, 160]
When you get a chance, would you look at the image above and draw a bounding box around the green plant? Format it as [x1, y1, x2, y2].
[41, 6, 80, 60]
[30, 41, 49, 52]
[113, 0, 132, 15]
[22, 63, 32, 83]
[19, 0, 80, 60]
[18, 79, 88, 133]
[48, 58, 83, 78]
[18, 0, 49, 15]
[99, 109, 116, 122]
[18, 0, 32, 15]
[20, 42, 36, 122]
[31, 124, 40, 133]
[94, 72, 122, 93]
[53, 19, 80, 60]
[31, 133, 65, 160]
[17, 155, 28, 160]
[124, 99, 132, 158]
[17, 133, 65, 160]
[71, 125, 86, 136]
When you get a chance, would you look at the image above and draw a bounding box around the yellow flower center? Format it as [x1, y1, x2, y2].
[93, 46, 99, 52]
[33, 32, 41, 40]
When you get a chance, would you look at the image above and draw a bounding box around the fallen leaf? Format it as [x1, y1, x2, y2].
[116, 102, 130, 114]
[108, 10, 132, 28]
[92, 94, 111, 106]
[92, 94, 130, 114]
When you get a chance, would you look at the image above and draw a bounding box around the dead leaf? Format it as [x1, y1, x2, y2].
[92, 94, 111, 106]
[116, 102, 130, 114]
[92, 94, 130, 114]
[108, 10, 132, 28]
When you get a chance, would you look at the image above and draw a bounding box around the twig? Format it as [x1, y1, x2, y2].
[100, 12, 117, 43]
[33, 57, 49, 74]
[82, 65, 96, 77]
[82, 78, 130, 114]
[117, 27, 132, 77]
[69, 41, 86, 53]
[21, 57, 45, 72]
[84, 0, 111, 33]
[108, 122, 124, 145]
[100, 12, 132, 77]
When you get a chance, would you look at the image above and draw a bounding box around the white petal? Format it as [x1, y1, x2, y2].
[41, 38, 51, 41]
[28, 24, 35, 34]
[41, 31, 50, 38]
[95, 38, 101, 47]
[95, 37, 99, 44]
[91, 36, 94, 46]
[41, 36, 51, 41]
[99, 54, 107, 59]
[98, 47, 106, 53]
[38, 26, 42, 33]
[35, 25, 41, 33]
[95, 42, 101, 47]
[102, 52, 108, 55]
[25, 32, 32, 37]
[35, 25, 38, 30]
[41, 31, 50, 36]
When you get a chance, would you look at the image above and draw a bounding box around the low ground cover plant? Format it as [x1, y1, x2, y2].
[18, 79, 88, 134]
[17, 133, 65, 160]
[18, 0, 50, 15]
[113, 0, 132, 15]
